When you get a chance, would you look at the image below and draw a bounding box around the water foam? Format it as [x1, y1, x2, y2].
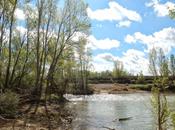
[64, 94, 150, 102]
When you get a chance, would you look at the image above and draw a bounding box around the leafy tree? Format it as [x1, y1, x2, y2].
[169, 6, 175, 19]
[136, 71, 145, 84]
[149, 47, 158, 77]
[149, 47, 170, 130]
[0, 0, 91, 116]
[112, 60, 128, 78]
[168, 6, 175, 129]
[151, 87, 170, 130]
[170, 54, 175, 77]
[75, 37, 91, 94]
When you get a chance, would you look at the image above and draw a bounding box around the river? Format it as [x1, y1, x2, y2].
[64, 93, 175, 130]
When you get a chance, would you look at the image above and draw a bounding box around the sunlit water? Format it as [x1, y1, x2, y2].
[64, 93, 175, 130]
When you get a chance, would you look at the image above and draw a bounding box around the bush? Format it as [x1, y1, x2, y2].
[130, 84, 153, 91]
[0, 90, 19, 118]
[171, 112, 175, 129]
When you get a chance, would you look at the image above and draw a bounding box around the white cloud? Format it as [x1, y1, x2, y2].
[87, 35, 120, 50]
[72, 33, 120, 50]
[92, 49, 149, 75]
[94, 53, 117, 62]
[71, 32, 87, 42]
[15, 8, 25, 20]
[87, 1, 142, 23]
[120, 49, 149, 75]
[117, 20, 131, 28]
[125, 34, 136, 43]
[125, 27, 175, 54]
[72, 33, 151, 74]
[92, 53, 116, 72]
[146, 0, 175, 17]
[16, 26, 27, 35]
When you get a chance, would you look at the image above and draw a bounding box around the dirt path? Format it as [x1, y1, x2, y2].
[90, 83, 145, 94]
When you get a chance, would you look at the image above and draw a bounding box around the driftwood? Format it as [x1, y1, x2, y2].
[113, 117, 132, 122]
[102, 126, 115, 130]
[119, 117, 132, 121]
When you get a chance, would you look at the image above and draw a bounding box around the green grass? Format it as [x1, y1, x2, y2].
[129, 84, 153, 91]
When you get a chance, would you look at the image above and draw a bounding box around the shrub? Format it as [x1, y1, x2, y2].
[151, 87, 170, 130]
[0, 90, 19, 118]
[171, 112, 175, 130]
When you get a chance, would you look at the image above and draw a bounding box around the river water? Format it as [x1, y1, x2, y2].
[64, 93, 175, 130]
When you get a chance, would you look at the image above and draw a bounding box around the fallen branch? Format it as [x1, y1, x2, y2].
[0, 115, 13, 121]
[102, 126, 115, 130]
[113, 117, 132, 122]
[119, 117, 132, 121]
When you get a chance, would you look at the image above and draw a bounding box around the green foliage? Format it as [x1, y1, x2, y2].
[168, 7, 175, 130]
[112, 60, 129, 78]
[136, 71, 145, 84]
[171, 112, 175, 130]
[130, 84, 152, 91]
[169, 8, 175, 19]
[0, 0, 91, 98]
[149, 48, 158, 76]
[0, 90, 19, 118]
[149, 47, 171, 130]
[151, 87, 170, 130]
[170, 55, 175, 75]
[154, 77, 169, 90]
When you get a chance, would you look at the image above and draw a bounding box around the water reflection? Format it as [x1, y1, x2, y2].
[64, 93, 175, 130]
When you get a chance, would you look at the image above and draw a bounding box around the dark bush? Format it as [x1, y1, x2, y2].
[0, 90, 19, 118]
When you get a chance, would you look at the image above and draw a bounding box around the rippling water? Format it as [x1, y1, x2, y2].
[64, 93, 175, 130]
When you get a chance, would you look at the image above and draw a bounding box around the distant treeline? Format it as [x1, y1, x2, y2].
[88, 76, 175, 84]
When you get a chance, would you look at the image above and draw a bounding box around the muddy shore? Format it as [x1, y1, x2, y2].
[0, 103, 73, 130]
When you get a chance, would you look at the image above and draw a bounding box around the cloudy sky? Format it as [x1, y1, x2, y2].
[85, 0, 175, 75]
[14, 0, 175, 75]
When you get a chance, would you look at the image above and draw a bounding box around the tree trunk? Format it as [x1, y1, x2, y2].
[4, 0, 17, 89]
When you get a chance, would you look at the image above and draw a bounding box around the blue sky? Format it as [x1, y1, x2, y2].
[84, 0, 175, 75]
[14, 0, 175, 75]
